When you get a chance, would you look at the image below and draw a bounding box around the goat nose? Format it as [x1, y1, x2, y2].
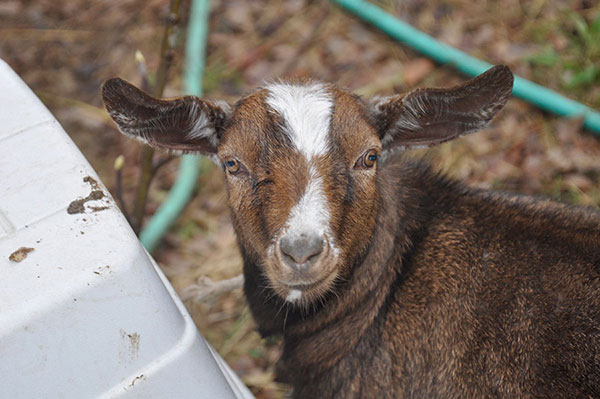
[279, 234, 325, 270]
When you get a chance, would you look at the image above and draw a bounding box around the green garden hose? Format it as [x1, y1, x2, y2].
[331, 0, 600, 134]
[139, 0, 210, 251]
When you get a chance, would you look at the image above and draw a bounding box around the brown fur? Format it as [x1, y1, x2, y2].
[253, 156, 600, 398]
[214, 84, 386, 305]
[101, 67, 600, 398]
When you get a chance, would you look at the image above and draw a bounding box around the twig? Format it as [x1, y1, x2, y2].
[180, 274, 245, 305]
[133, 146, 155, 233]
[153, 6, 181, 98]
[113, 155, 132, 224]
[135, 50, 152, 93]
[131, 0, 184, 234]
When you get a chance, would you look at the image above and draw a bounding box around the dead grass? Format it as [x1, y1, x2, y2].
[2, 0, 599, 397]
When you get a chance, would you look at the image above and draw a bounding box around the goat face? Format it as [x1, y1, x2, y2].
[218, 82, 382, 304]
[101, 66, 513, 306]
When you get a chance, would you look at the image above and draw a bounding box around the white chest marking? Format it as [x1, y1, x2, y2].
[265, 82, 333, 159]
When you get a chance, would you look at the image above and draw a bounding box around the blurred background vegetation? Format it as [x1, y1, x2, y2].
[1, 0, 599, 397]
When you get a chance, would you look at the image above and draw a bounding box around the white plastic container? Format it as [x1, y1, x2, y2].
[0, 59, 254, 399]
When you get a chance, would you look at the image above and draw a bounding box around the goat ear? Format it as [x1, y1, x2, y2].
[101, 78, 230, 154]
[369, 65, 513, 150]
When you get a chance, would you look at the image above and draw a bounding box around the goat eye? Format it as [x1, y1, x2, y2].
[355, 149, 378, 169]
[224, 159, 241, 174]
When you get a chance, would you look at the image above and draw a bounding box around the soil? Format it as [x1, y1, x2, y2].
[1, 1, 598, 397]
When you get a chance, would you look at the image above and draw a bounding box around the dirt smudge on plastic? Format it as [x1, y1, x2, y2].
[8, 247, 35, 262]
[67, 176, 107, 214]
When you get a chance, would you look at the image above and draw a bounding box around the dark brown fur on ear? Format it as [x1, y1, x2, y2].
[101, 77, 229, 154]
[371, 65, 513, 149]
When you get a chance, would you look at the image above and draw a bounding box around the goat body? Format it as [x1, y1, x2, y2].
[102, 65, 600, 398]
[255, 158, 600, 398]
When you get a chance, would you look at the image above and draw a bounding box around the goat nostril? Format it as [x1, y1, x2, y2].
[279, 234, 325, 268]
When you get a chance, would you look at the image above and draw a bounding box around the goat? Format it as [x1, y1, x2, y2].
[102, 65, 600, 398]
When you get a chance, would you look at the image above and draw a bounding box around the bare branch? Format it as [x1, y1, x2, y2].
[131, 0, 184, 234]
[113, 155, 132, 224]
[135, 50, 152, 93]
[180, 274, 245, 305]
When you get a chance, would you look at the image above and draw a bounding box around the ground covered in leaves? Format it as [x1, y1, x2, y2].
[2, 0, 599, 397]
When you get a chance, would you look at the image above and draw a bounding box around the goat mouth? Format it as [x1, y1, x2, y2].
[265, 237, 341, 303]
[279, 278, 330, 304]
[281, 279, 324, 291]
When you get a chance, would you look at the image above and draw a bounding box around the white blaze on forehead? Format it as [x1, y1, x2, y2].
[265, 82, 333, 158]
[284, 167, 331, 243]
[265, 82, 336, 256]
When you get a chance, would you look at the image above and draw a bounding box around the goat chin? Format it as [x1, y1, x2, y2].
[261, 240, 341, 305]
